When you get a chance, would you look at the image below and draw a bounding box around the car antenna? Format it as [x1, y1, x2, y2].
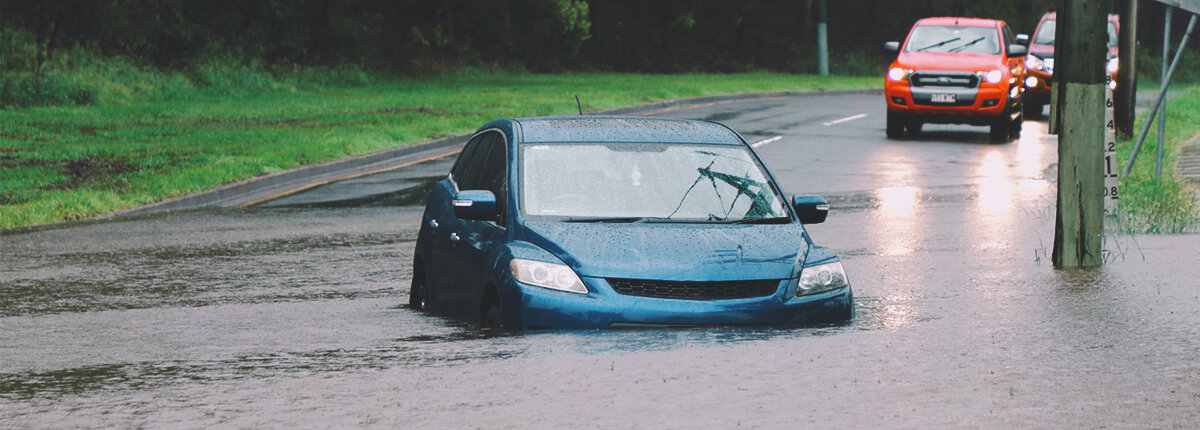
[575, 95, 583, 115]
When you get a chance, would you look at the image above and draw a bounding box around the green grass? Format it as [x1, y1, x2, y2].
[0, 70, 878, 229]
[1111, 84, 1200, 233]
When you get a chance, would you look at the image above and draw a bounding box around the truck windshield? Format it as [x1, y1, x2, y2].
[520, 143, 789, 223]
[906, 25, 1000, 54]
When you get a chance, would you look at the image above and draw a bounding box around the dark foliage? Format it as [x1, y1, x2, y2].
[0, 0, 1193, 75]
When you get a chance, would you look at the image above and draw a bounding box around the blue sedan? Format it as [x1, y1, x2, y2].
[410, 116, 853, 330]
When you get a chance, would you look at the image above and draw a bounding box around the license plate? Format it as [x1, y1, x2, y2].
[931, 93, 956, 103]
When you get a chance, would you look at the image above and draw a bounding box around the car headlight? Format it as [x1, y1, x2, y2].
[887, 67, 911, 82]
[796, 261, 848, 296]
[1025, 55, 1044, 71]
[1107, 57, 1119, 74]
[511, 258, 587, 294]
[978, 69, 1004, 84]
[1044, 58, 1054, 74]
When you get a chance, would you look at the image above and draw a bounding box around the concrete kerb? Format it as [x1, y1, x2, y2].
[110, 88, 882, 217]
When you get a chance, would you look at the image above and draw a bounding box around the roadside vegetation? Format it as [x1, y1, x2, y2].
[0, 63, 876, 229]
[1112, 83, 1200, 233]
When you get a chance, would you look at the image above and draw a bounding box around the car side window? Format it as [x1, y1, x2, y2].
[477, 133, 509, 225]
[451, 134, 485, 187]
[1001, 25, 1014, 51]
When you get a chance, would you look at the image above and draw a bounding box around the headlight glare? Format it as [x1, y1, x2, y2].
[983, 69, 1004, 84]
[1107, 57, 1119, 74]
[888, 67, 910, 82]
[511, 258, 587, 294]
[1025, 55, 1044, 71]
[796, 261, 848, 296]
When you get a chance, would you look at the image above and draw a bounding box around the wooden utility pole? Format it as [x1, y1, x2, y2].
[1052, 0, 1108, 268]
[1115, 0, 1138, 138]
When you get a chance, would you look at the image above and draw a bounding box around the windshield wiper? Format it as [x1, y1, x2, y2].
[563, 216, 677, 223]
[949, 36, 986, 52]
[714, 216, 792, 224]
[563, 216, 644, 223]
[915, 37, 960, 52]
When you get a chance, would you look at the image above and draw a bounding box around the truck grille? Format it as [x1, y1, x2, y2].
[910, 72, 979, 88]
[607, 278, 780, 300]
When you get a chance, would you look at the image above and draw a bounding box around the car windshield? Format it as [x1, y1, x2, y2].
[520, 143, 789, 222]
[1032, 20, 1117, 47]
[1033, 20, 1055, 44]
[905, 25, 999, 54]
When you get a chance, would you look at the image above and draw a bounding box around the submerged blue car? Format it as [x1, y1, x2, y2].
[410, 116, 853, 330]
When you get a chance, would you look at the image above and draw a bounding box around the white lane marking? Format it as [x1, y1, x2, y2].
[823, 113, 868, 126]
[751, 135, 783, 148]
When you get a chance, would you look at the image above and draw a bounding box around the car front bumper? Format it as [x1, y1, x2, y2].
[514, 277, 853, 330]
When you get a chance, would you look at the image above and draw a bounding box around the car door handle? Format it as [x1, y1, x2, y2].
[449, 232, 460, 242]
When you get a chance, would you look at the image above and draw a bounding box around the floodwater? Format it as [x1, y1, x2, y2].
[4, 95, 1200, 428]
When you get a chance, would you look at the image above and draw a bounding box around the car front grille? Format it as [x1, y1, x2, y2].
[607, 278, 780, 300]
[910, 72, 979, 88]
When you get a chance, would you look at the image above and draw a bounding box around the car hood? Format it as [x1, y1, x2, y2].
[519, 221, 809, 281]
[896, 52, 1005, 71]
[1029, 44, 1054, 58]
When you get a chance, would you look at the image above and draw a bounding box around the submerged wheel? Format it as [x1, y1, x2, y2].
[886, 112, 906, 139]
[482, 300, 504, 330]
[408, 272, 430, 311]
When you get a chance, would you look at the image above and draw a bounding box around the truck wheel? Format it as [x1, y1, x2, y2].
[906, 120, 923, 136]
[989, 117, 1011, 142]
[1009, 106, 1024, 139]
[886, 113, 906, 139]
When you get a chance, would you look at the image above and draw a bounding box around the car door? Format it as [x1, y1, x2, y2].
[448, 131, 510, 318]
[426, 133, 487, 313]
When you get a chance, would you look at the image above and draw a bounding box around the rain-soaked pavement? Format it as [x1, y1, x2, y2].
[3, 94, 1200, 428]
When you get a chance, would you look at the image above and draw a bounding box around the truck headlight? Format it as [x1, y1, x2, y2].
[979, 69, 1004, 84]
[888, 67, 912, 82]
[796, 261, 848, 296]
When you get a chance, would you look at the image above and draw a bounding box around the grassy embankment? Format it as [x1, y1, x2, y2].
[0, 70, 877, 229]
[1112, 82, 1200, 233]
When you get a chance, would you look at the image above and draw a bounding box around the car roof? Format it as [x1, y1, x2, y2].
[915, 17, 1001, 27]
[510, 115, 744, 145]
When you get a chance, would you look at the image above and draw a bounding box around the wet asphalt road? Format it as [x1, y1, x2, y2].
[4, 93, 1200, 428]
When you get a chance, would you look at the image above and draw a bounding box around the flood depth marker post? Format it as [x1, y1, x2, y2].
[1104, 79, 1120, 214]
[1052, 0, 1107, 268]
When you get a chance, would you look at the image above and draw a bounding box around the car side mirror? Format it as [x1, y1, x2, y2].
[792, 194, 829, 224]
[453, 190, 497, 221]
[883, 41, 900, 54]
[1016, 34, 1030, 46]
[1007, 44, 1027, 58]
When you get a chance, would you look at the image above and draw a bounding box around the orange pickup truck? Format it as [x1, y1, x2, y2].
[884, 17, 1028, 141]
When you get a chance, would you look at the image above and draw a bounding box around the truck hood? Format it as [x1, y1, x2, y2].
[896, 52, 1005, 72]
[519, 221, 809, 281]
